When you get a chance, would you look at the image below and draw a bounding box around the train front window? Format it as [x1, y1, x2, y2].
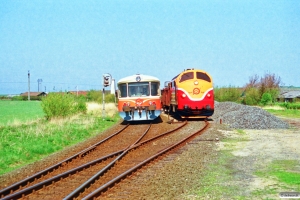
[196, 72, 211, 82]
[118, 83, 127, 97]
[128, 82, 149, 97]
[151, 82, 159, 96]
[179, 72, 194, 83]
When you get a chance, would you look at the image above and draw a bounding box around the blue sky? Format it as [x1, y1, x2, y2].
[0, 0, 299, 94]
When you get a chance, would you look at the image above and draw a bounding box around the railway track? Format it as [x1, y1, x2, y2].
[0, 120, 209, 200]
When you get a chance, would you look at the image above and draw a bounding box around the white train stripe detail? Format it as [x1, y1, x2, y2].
[176, 87, 213, 101]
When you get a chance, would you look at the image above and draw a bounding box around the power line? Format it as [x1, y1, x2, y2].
[0, 81, 101, 87]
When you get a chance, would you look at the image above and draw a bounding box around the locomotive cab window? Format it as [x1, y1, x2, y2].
[128, 82, 149, 97]
[196, 72, 211, 82]
[179, 72, 194, 83]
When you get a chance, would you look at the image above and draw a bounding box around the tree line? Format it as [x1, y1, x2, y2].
[214, 72, 281, 106]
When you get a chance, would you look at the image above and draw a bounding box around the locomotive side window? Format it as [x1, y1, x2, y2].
[119, 83, 128, 97]
[150, 82, 159, 96]
[128, 82, 149, 97]
[196, 72, 211, 82]
[179, 72, 194, 83]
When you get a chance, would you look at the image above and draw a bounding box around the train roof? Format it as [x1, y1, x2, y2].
[118, 74, 160, 84]
[172, 68, 212, 81]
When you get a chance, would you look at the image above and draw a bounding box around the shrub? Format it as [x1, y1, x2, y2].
[41, 93, 87, 119]
[105, 93, 117, 103]
[214, 86, 241, 102]
[266, 88, 280, 103]
[75, 95, 87, 113]
[12, 96, 24, 101]
[87, 90, 102, 102]
[87, 90, 116, 103]
[278, 102, 300, 110]
[260, 92, 272, 106]
[243, 87, 260, 105]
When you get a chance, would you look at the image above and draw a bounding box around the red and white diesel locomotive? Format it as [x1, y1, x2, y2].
[161, 69, 214, 118]
[117, 74, 161, 121]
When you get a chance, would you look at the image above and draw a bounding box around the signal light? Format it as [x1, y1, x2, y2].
[182, 94, 186, 98]
[207, 93, 211, 98]
[103, 75, 110, 87]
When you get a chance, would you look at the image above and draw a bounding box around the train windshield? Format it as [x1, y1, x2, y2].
[196, 72, 211, 82]
[119, 83, 128, 97]
[179, 72, 194, 83]
[128, 82, 150, 97]
[151, 82, 159, 96]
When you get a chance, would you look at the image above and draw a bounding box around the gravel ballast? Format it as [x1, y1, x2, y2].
[212, 101, 289, 129]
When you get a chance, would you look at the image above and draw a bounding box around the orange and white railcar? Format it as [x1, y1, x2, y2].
[117, 74, 161, 121]
[161, 69, 214, 118]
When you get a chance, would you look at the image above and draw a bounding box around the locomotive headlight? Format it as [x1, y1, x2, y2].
[182, 94, 186, 98]
[194, 81, 199, 85]
[207, 93, 211, 98]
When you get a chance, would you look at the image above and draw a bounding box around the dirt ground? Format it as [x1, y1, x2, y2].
[224, 117, 300, 199]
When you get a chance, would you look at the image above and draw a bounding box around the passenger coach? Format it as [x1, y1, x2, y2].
[117, 74, 161, 121]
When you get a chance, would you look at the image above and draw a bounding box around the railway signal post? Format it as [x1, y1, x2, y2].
[102, 73, 111, 119]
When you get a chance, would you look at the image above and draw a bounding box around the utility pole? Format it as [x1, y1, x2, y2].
[28, 70, 30, 101]
[37, 79, 42, 92]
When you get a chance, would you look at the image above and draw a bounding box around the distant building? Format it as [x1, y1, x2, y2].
[20, 92, 47, 100]
[277, 90, 300, 102]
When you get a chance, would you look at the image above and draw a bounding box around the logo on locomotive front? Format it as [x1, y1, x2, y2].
[193, 88, 200, 95]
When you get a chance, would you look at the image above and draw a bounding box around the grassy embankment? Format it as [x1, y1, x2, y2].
[0, 101, 120, 175]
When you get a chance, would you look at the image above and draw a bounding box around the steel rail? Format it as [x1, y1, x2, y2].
[64, 122, 188, 199]
[0, 122, 188, 200]
[83, 121, 209, 200]
[0, 124, 129, 198]
[63, 124, 152, 200]
[1, 151, 124, 200]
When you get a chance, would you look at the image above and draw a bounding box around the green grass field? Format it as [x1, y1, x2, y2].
[0, 101, 45, 126]
[0, 100, 120, 175]
[264, 108, 300, 118]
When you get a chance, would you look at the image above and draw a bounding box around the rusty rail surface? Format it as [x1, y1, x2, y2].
[0, 122, 190, 200]
[63, 123, 153, 200]
[64, 121, 188, 199]
[0, 124, 130, 199]
[82, 121, 209, 199]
